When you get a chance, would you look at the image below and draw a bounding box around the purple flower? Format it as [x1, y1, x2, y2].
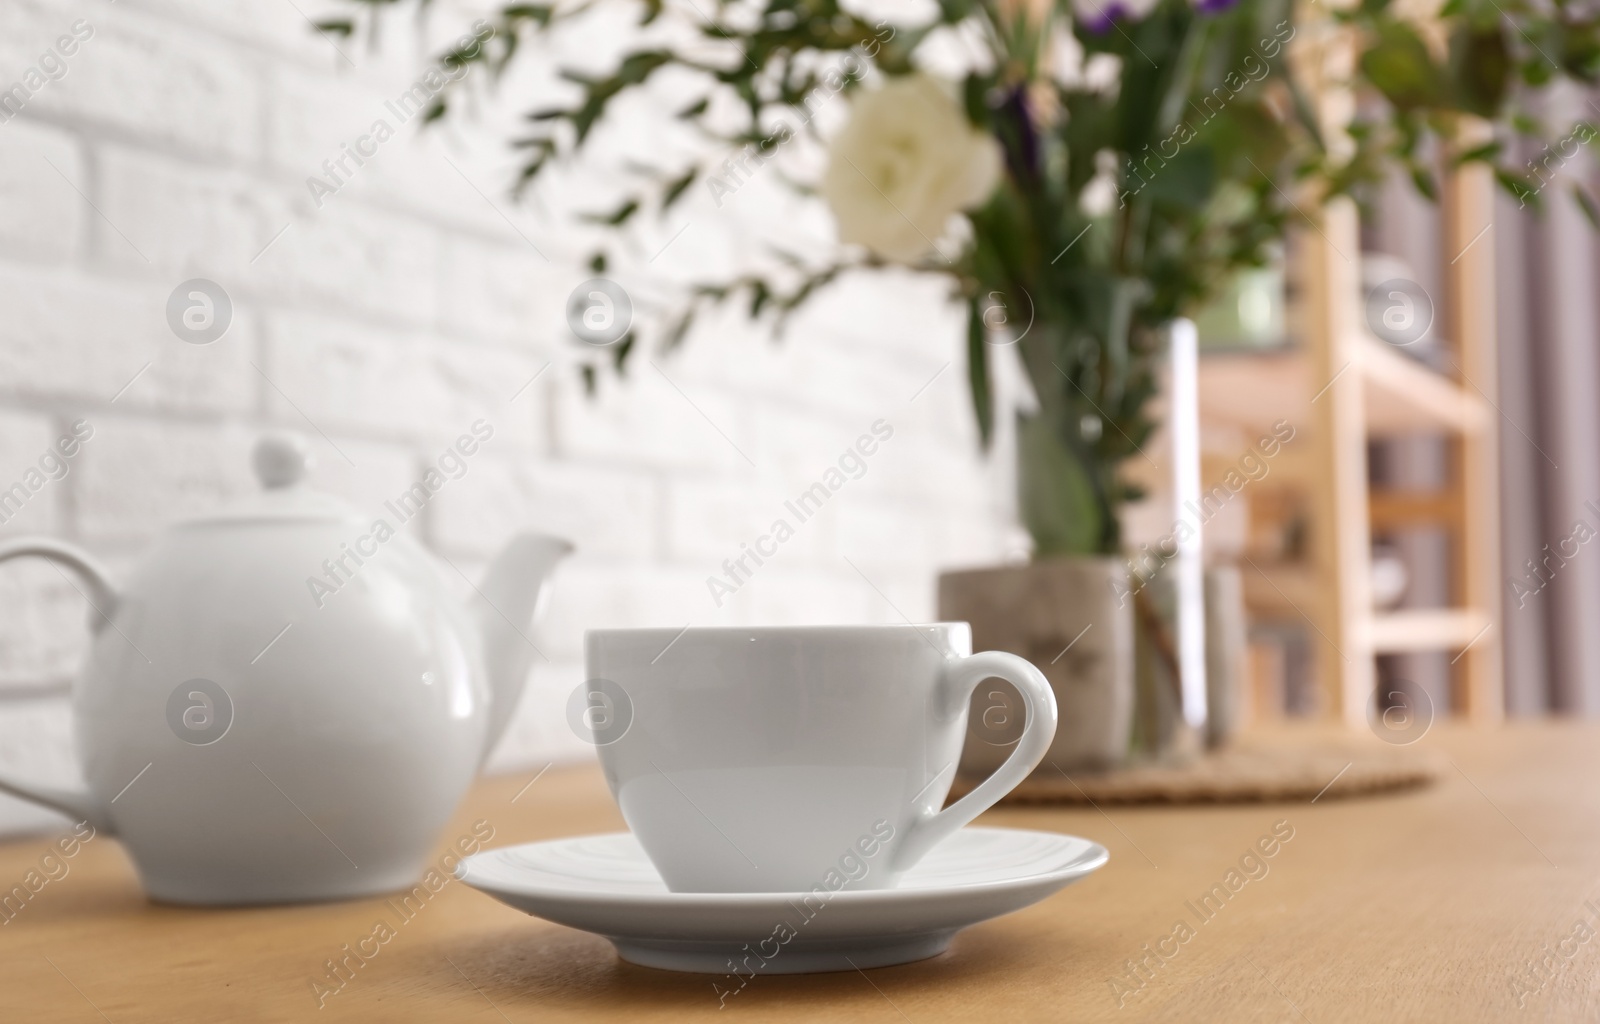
[1073, 0, 1160, 33]
[998, 86, 1041, 183]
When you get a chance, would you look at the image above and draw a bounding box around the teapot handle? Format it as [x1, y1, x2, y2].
[0, 538, 116, 831]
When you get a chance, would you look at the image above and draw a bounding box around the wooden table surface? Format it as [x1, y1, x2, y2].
[2, 722, 1594, 1023]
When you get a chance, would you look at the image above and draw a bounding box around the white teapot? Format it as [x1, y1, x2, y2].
[0, 434, 570, 904]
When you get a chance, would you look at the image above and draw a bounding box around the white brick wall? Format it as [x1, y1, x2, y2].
[0, 0, 1020, 836]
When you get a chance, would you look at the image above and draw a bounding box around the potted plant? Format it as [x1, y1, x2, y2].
[326, 0, 1600, 767]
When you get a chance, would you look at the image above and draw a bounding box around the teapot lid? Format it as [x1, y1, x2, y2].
[181, 433, 363, 527]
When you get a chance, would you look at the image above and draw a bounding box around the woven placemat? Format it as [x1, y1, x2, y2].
[952, 733, 1441, 806]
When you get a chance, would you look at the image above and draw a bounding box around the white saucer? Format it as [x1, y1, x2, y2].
[457, 826, 1108, 974]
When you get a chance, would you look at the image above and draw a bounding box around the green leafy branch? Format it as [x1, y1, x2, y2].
[1331, 0, 1600, 219]
[322, 0, 1600, 557]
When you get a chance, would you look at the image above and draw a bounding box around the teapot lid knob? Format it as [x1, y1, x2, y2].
[253, 433, 312, 489]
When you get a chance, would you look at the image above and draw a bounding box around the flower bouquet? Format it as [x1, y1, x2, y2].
[327, 0, 1599, 554]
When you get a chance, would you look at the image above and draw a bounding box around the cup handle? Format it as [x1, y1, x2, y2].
[0, 538, 116, 830]
[891, 651, 1057, 873]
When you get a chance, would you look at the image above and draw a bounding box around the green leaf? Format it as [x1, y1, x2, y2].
[1448, 24, 1510, 117]
[962, 73, 989, 131]
[610, 332, 635, 373]
[1494, 169, 1539, 208]
[1285, 75, 1327, 152]
[1556, 24, 1600, 80]
[502, 5, 557, 27]
[1410, 164, 1439, 201]
[512, 159, 546, 197]
[1144, 143, 1215, 210]
[664, 309, 695, 350]
[966, 301, 994, 449]
[565, 50, 676, 142]
[583, 199, 639, 226]
[1360, 23, 1445, 110]
[748, 280, 771, 319]
[1454, 140, 1502, 165]
[662, 168, 697, 211]
[1017, 408, 1111, 556]
[1522, 55, 1555, 88]
[1573, 184, 1600, 229]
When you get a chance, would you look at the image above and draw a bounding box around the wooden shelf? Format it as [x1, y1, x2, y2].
[1246, 569, 1492, 655]
[1354, 333, 1490, 436]
[1194, 347, 1304, 434]
[1201, 25, 1503, 726]
[1196, 334, 1488, 440]
[1241, 561, 1320, 616]
[1369, 489, 1463, 529]
[1369, 608, 1492, 654]
[1185, 21, 1502, 726]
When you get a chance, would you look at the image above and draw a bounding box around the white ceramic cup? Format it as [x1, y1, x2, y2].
[584, 624, 1057, 893]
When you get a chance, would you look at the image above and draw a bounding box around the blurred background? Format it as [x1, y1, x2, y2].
[0, 0, 1025, 835]
[0, 0, 1592, 835]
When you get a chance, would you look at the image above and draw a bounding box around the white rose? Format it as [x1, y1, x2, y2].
[821, 74, 1003, 264]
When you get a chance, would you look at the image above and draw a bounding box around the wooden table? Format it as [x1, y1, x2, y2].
[2, 723, 1593, 1022]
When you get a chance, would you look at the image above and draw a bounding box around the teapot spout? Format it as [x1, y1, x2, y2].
[473, 533, 573, 765]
